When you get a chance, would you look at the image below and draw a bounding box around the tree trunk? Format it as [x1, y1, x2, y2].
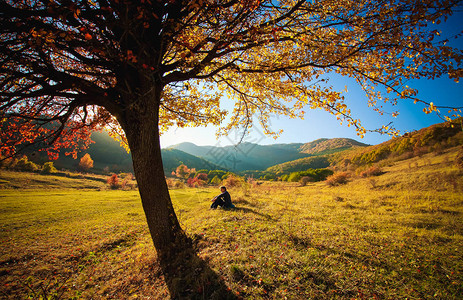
[118, 86, 191, 262]
[116, 83, 236, 299]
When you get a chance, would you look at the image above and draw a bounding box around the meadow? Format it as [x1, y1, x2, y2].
[1, 147, 462, 299]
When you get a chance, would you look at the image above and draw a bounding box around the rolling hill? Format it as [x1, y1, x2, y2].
[336, 118, 463, 167]
[168, 142, 310, 172]
[250, 138, 369, 174]
[298, 138, 369, 155]
[266, 156, 331, 174]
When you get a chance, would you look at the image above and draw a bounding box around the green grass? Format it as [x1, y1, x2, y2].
[1, 148, 462, 299]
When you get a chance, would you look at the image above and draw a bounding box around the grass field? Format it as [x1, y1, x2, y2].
[1, 147, 462, 299]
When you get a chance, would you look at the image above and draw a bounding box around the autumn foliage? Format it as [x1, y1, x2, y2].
[326, 172, 350, 186]
[78, 153, 94, 171]
[107, 174, 119, 189]
[222, 174, 244, 188]
[172, 164, 196, 181]
[186, 176, 206, 188]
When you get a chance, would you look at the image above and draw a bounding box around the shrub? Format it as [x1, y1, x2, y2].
[0, 156, 13, 169]
[79, 153, 94, 171]
[263, 173, 276, 181]
[107, 174, 120, 189]
[208, 170, 227, 180]
[186, 173, 208, 187]
[288, 168, 334, 182]
[222, 174, 243, 188]
[174, 180, 185, 188]
[119, 172, 134, 180]
[432, 142, 444, 155]
[187, 177, 196, 187]
[288, 172, 301, 182]
[326, 172, 349, 186]
[120, 178, 136, 190]
[41, 162, 57, 174]
[195, 169, 209, 176]
[210, 175, 222, 186]
[120, 178, 127, 189]
[360, 166, 383, 177]
[413, 146, 428, 157]
[167, 178, 185, 189]
[246, 177, 258, 188]
[166, 178, 175, 188]
[196, 173, 208, 182]
[299, 176, 313, 186]
[1, 157, 17, 169]
[173, 164, 195, 180]
[15, 156, 38, 172]
[341, 158, 351, 167]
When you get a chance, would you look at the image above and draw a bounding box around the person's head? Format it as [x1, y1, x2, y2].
[220, 186, 226, 192]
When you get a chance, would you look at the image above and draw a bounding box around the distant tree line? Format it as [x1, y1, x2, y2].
[1, 155, 57, 174]
[349, 120, 463, 166]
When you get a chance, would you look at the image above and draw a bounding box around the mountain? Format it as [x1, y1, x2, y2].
[266, 143, 305, 152]
[168, 142, 310, 172]
[27, 131, 134, 173]
[161, 148, 224, 174]
[169, 142, 213, 157]
[299, 138, 369, 155]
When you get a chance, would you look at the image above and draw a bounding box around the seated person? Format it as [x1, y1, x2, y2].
[210, 186, 235, 209]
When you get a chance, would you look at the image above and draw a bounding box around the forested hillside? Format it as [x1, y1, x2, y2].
[169, 142, 309, 171]
[266, 156, 330, 174]
[334, 118, 463, 168]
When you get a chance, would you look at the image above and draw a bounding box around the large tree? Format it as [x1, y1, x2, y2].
[1, 0, 462, 295]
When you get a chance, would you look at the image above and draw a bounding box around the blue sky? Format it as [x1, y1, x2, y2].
[160, 76, 462, 148]
[160, 12, 463, 148]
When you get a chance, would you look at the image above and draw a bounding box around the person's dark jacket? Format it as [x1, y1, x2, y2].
[218, 191, 232, 207]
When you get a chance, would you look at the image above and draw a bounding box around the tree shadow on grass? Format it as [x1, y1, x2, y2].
[216, 206, 273, 221]
[233, 206, 274, 221]
[158, 241, 238, 300]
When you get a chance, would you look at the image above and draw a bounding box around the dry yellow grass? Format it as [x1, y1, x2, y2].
[1, 146, 462, 299]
